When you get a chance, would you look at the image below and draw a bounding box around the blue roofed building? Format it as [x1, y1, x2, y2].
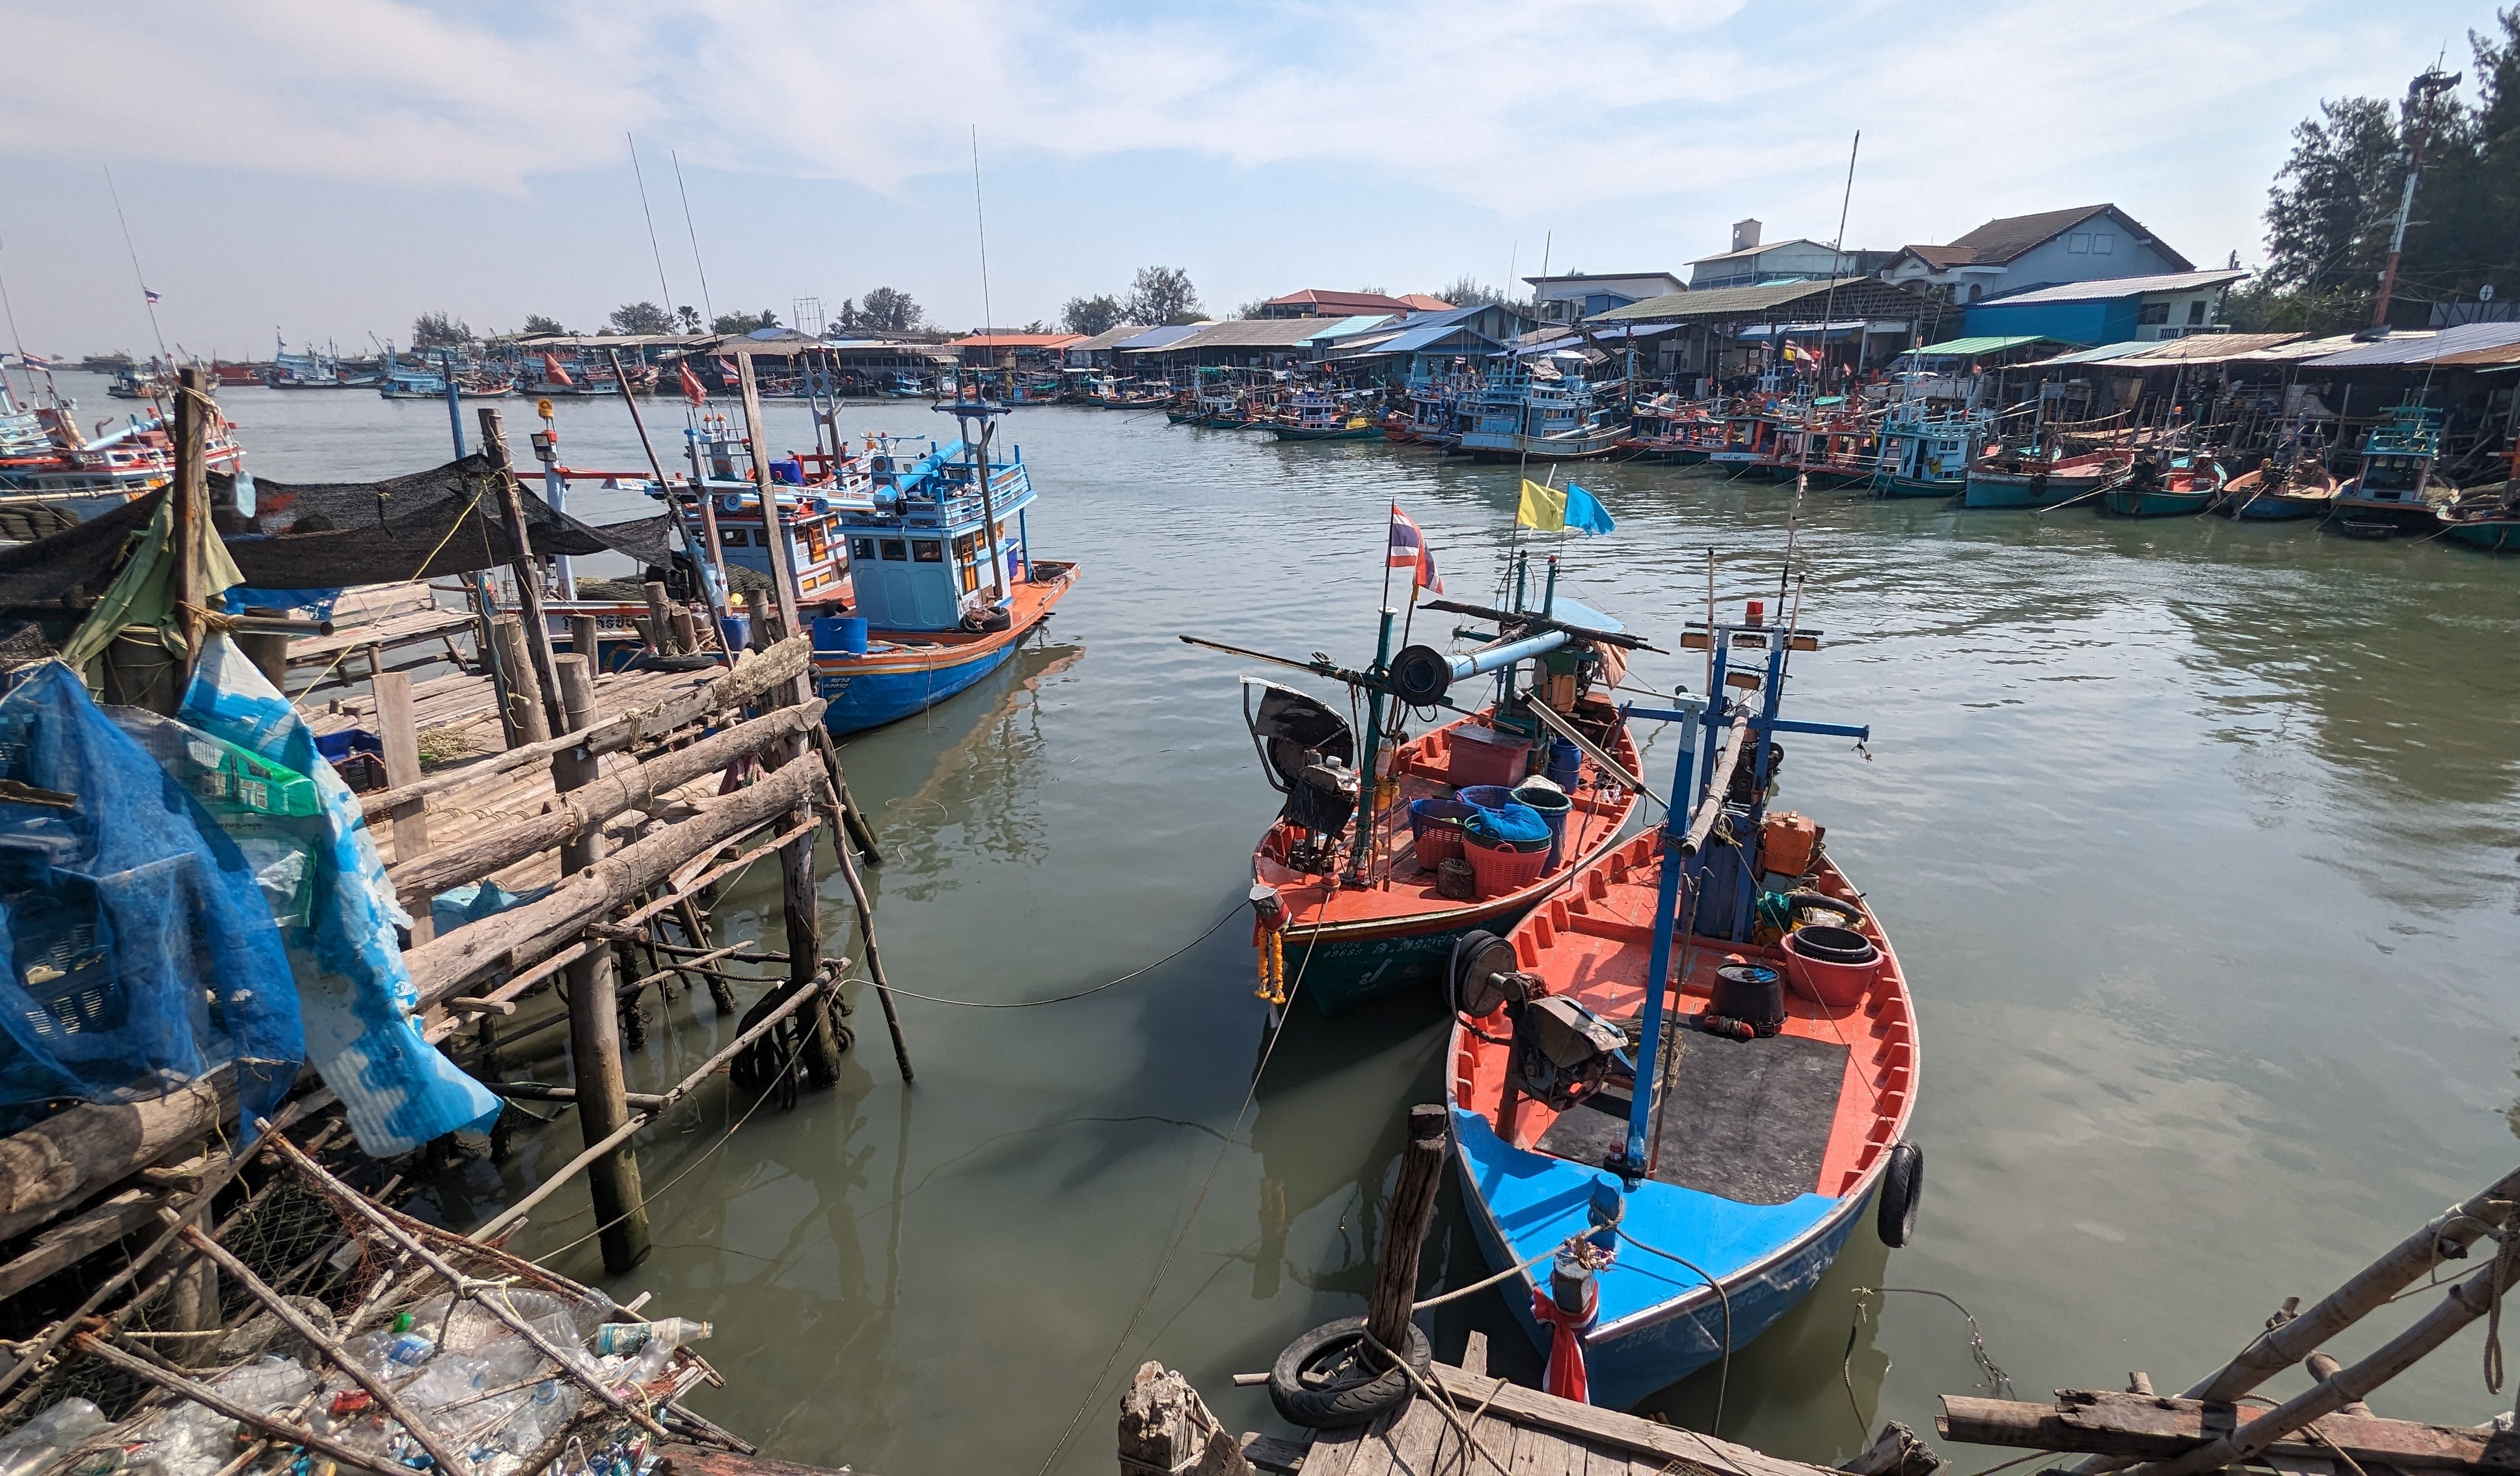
[1959, 269, 2248, 345]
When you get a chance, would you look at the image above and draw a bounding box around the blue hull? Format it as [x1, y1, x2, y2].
[815, 641, 1021, 734]
[1451, 1108, 1871, 1410]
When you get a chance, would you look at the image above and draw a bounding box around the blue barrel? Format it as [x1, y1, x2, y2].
[1547, 738, 1582, 791]
[813, 616, 869, 655]
[718, 615, 752, 653]
[1456, 784, 1519, 813]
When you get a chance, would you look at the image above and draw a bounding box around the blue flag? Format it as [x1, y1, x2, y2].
[1564, 483, 1615, 536]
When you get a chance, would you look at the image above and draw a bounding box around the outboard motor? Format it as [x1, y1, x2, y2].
[1284, 754, 1359, 839]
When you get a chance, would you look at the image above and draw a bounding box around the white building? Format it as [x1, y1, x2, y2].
[1686, 219, 1873, 290]
[1522, 271, 1687, 325]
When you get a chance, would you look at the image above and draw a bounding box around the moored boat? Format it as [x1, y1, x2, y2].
[2100, 455, 2227, 517]
[1962, 444, 2132, 509]
[2435, 480, 2520, 551]
[1273, 389, 1380, 441]
[1444, 605, 1917, 1410]
[2214, 459, 2339, 520]
[2329, 399, 2454, 536]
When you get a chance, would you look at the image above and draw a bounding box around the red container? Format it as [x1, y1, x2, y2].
[1465, 836, 1549, 899]
[1781, 929, 1882, 1007]
[1445, 725, 1532, 789]
[1415, 825, 1465, 867]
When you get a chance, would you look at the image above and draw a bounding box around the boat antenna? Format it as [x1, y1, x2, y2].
[670, 149, 716, 327]
[103, 165, 169, 363]
[0, 236, 36, 402]
[627, 132, 677, 319]
[971, 126, 995, 341]
[1817, 130, 1859, 394]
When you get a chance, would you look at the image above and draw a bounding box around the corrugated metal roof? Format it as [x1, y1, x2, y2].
[2304, 321, 2520, 367]
[1300, 314, 1396, 344]
[1975, 270, 2247, 307]
[1132, 318, 1329, 352]
[953, 333, 1083, 348]
[1901, 335, 2057, 358]
[1062, 324, 1151, 353]
[2027, 333, 2307, 368]
[1592, 279, 1855, 322]
[1375, 321, 1505, 355]
[2024, 340, 2159, 366]
[1112, 323, 1206, 352]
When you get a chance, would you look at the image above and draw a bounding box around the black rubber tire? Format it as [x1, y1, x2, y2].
[1789, 924, 1878, 965]
[1268, 1315, 1432, 1430]
[1877, 1140, 1923, 1248]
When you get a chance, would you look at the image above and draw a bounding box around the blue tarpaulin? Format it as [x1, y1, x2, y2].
[0, 663, 304, 1132]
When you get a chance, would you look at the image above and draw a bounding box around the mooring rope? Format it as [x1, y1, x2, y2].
[856, 901, 1245, 1009]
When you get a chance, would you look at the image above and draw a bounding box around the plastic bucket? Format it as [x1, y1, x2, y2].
[1408, 797, 1475, 868]
[1782, 927, 1882, 1007]
[718, 614, 752, 653]
[1546, 737, 1582, 791]
[1465, 836, 1551, 899]
[1456, 784, 1518, 813]
[1511, 784, 1573, 869]
[813, 616, 869, 655]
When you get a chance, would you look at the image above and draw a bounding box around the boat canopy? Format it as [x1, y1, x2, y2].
[1241, 678, 1353, 795]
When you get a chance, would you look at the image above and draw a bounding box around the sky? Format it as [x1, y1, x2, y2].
[0, 0, 2498, 359]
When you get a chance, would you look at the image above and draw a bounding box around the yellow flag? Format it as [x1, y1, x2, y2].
[1517, 478, 1566, 532]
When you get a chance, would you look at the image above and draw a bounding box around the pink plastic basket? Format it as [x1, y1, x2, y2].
[1465, 836, 1550, 899]
[1415, 825, 1465, 868]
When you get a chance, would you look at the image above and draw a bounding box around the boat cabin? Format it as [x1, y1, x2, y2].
[2347, 402, 2444, 508]
[836, 434, 1036, 633]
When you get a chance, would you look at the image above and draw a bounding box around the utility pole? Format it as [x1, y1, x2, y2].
[2371, 66, 2462, 332]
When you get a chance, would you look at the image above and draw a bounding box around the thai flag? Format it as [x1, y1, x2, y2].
[143, 288, 160, 305]
[1388, 504, 1441, 593]
[718, 355, 739, 379]
[17, 352, 55, 370]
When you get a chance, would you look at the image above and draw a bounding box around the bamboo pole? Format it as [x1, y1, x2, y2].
[72, 1335, 415, 1476]
[552, 654, 648, 1273]
[172, 368, 209, 689]
[477, 409, 569, 739]
[388, 701, 823, 903]
[357, 634, 809, 821]
[170, 1222, 476, 1476]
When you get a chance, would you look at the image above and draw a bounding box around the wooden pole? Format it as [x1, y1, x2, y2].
[733, 352, 842, 1084]
[551, 653, 649, 1274]
[374, 670, 433, 945]
[487, 615, 552, 745]
[172, 368, 209, 687]
[476, 409, 569, 739]
[569, 614, 601, 668]
[643, 580, 675, 653]
[1366, 1103, 1450, 1354]
[826, 804, 912, 1082]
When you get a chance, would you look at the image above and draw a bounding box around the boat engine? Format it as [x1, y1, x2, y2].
[1510, 994, 1629, 1111]
[1283, 756, 1359, 845]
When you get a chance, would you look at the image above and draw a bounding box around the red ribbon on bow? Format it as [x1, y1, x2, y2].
[1531, 1280, 1597, 1404]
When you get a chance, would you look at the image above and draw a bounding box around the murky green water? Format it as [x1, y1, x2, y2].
[129, 376, 2520, 1472]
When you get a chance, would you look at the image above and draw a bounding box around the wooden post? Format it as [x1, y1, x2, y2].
[552, 654, 647, 1273]
[669, 608, 699, 655]
[735, 353, 843, 1085]
[172, 368, 209, 686]
[489, 616, 552, 745]
[1366, 1104, 1450, 1354]
[1117, 1363, 1252, 1476]
[236, 630, 289, 691]
[374, 670, 433, 945]
[643, 581, 675, 653]
[476, 409, 569, 739]
[742, 589, 769, 650]
[163, 1252, 219, 1367]
[569, 614, 601, 669]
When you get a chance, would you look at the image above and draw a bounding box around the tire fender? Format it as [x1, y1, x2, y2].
[1878, 1140, 1923, 1248]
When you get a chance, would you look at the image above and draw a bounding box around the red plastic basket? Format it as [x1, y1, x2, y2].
[1465, 836, 1549, 899]
[1415, 825, 1465, 868]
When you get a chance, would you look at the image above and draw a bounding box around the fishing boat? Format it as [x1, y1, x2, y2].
[2214, 458, 2339, 520]
[2435, 478, 2520, 551]
[377, 362, 514, 400]
[1766, 403, 1878, 489]
[104, 364, 172, 400]
[1616, 395, 1721, 465]
[1273, 389, 1379, 441]
[657, 397, 1077, 735]
[2329, 400, 2454, 537]
[1444, 605, 1919, 1409]
[2099, 454, 2227, 517]
[0, 381, 245, 517]
[1962, 443, 2133, 510]
[1457, 362, 1629, 462]
[1195, 554, 1647, 1018]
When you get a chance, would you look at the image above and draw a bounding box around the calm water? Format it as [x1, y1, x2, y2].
[90, 375, 2520, 1471]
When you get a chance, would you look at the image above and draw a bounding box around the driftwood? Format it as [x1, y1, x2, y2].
[386, 700, 824, 904]
[355, 633, 811, 821]
[1941, 1390, 2518, 1474]
[403, 758, 824, 1007]
[0, 1073, 233, 1243]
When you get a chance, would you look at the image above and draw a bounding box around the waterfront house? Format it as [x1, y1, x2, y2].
[1587, 276, 1956, 383]
[1687, 219, 1884, 290]
[1122, 317, 1333, 370]
[1524, 271, 1687, 325]
[1251, 288, 1441, 320]
[1959, 269, 2247, 344]
[1060, 325, 1150, 370]
[953, 332, 1083, 370]
[1317, 301, 1536, 381]
[1880, 205, 2192, 304]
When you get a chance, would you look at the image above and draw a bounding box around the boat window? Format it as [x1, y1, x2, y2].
[722, 528, 748, 546]
[912, 540, 944, 563]
[880, 538, 909, 562]
[852, 537, 876, 560]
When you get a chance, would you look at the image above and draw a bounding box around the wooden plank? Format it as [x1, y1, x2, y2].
[1302, 1423, 1375, 1476]
[1377, 1396, 1452, 1475]
[0, 1186, 159, 1300]
[1939, 1391, 2510, 1472]
[1426, 1366, 1806, 1476]
[1243, 1433, 1308, 1475]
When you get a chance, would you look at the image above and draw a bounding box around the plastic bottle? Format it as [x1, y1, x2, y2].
[589, 1318, 711, 1358]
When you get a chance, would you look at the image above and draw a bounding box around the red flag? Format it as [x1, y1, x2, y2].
[541, 352, 575, 389]
[1388, 504, 1441, 594]
[678, 361, 707, 406]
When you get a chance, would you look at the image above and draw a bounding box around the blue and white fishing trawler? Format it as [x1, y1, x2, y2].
[1456, 359, 1627, 461]
[657, 398, 1077, 735]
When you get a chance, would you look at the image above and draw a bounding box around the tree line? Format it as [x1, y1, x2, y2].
[2229, 7, 2518, 334]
